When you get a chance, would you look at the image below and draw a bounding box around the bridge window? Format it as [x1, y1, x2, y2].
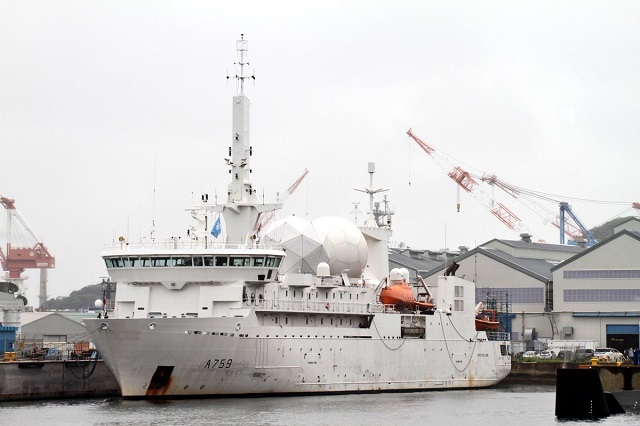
[193, 256, 203, 267]
[172, 257, 192, 267]
[253, 257, 265, 267]
[215, 256, 228, 266]
[230, 257, 250, 266]
[129, 257, 141, 267]
[265, 256, 282, 267]
[203, 256, 215, 266]
[151, 257, 169, 267]
[141, 257, 151, 267]
[104, 258, 122, 268]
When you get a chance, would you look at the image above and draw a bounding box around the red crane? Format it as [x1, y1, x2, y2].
[478, 174, 588, 242]
[406, 128, 544, 241]
[0, 195, 55, 310]
[407, 130, 639, 245]
[254, 169, 309, 233]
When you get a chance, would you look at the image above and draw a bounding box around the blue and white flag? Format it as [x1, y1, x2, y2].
[211, 216, 222, 238]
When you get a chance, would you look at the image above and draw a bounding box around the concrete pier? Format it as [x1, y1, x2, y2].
[595, 365, 640, 392]
[0, 359, 119, 401]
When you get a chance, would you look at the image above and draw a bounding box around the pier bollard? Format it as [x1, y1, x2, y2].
[591, 357, 598, 365]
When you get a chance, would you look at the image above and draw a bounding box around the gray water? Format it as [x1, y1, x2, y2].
[0, 383, 637, 425]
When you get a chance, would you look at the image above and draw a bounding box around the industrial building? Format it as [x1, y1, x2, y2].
[400, 218, 640, 353]
[552, 227, 640, 351]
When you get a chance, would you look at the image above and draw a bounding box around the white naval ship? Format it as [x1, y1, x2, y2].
[84, 35, 511, 398]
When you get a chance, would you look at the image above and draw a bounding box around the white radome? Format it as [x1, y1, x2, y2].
[312, 216, 368, 278]
[264, 215, 368, 278]
[263, 216, 329, 274]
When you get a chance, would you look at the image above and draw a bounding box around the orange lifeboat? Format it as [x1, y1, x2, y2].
[380, 269, 434, 312]
[475, 309, 499, 331]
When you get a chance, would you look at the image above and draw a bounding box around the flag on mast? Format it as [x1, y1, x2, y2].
[211, 215, 222, 238]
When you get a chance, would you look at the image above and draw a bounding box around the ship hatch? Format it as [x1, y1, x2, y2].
[148, 366, 174, 390]
[401, 315, 426, 339]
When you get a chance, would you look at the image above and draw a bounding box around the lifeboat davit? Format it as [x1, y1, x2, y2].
[380, 269, 434, 312]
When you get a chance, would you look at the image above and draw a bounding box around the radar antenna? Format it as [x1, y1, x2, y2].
[227, 34, 255, 95]
[354, 162, 388, 228]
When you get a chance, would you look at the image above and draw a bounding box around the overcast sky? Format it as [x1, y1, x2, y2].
[1, 1, 639, 304]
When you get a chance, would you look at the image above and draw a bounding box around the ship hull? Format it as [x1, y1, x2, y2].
[85, 312, 511, 398]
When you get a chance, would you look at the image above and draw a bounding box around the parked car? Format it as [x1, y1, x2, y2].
[537, 350, 553, 360]
[574, 348, 595, 361]
[594, 348, 624, 362]
[522, 351, 538, 359]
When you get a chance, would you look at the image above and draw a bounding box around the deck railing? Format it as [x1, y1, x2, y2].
[252, 299, 389, 314]
[104, 239, 282, 251]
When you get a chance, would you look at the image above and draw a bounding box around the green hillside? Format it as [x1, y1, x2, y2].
[590, 216, 635, 241]
[46, 282, 104, 311]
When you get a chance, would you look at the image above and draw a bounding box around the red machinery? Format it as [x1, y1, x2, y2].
[0, 195, 55, 309]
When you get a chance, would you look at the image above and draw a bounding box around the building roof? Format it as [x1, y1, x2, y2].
[481, 237, 585, 254]
[388, 250, 443, 274]
[613, 217, 640, 233]
[20, 312, 88, 338]
[420, 244, 555, 283]
[550, 229, 640, 272]
[615, 217, 640, 227]
[480, 248, 556, 281]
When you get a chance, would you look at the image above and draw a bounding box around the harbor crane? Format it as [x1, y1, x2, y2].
[0, 195, 55, 310]
[406, 128, 543, 241]
[559, 202, 597, 246]
[479, 174, 599, 246]
[254, 168, 309, 233]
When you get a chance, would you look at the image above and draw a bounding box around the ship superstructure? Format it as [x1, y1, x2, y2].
[84, 35, 511, 398]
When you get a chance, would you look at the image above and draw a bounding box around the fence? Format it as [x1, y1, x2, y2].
[9, 338, 94, 361]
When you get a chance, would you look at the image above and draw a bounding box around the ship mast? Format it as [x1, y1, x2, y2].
[209, 35, 280, 243]
[355, 163, 392, 282]
[354, 162, 388, 228]
[233, 34, 252, 96]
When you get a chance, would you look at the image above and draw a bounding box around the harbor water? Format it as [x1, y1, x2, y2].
[0, 382, 637, 425]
